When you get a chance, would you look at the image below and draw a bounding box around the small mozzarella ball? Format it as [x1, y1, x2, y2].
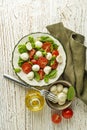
[50, 85, 57, 92]
[44, 66, 51, 75]
[56, 84, 63, 92]
[20, 53, 29, 61]
[32, 64, 40, 71]
[36, 51, 42, 57]
[51, 91, 58, 95]
[58, 101, 66, 105]
[56, 55, 63, 63]
[46, 53, 52, 60]
[27, 71, 34, 80]
[57, 92, 67, 102]
[35, 41, 43, 48]
[63, 87, 69, 94]
[26, 42, 32, 50]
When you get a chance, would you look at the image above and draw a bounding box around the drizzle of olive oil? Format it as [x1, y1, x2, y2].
[25, 89, 45, 111]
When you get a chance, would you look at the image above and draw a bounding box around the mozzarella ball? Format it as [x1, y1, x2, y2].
[46, 53, 52, 60]
[26, 42, 32, 50]
[44, 66, 51, 75]
[36, 51, 42, 57]
[27, 71, 34, 80]
[56, 84, 63, 92]
[35, 41, 43, 48]
[51, 91, 58, 95]
[20, 53, 29, 61]
[63, 87, 68, 94]
[57, 92, 67, 102]
[56, 55, 63, 63]
[32, 64, 40, 71]
[58, 100, 66, 105]
[50, 85, 57, 92]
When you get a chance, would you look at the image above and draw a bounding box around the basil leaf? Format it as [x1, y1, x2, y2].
[49, 56, 56, 65]
[18, 57, 25, 67]
[67, 86, 75, 101]
[44, 75, 49, 83]
[18, 44, 27, 53]
[28, 36, 35, 48]
[48, 70, 57, 79]
[40, 36, 54, 43]
[14, 68, 21, 73]
[34, 55, 39, 60]
[34, 72, 40, 82]
[52, 43, 58, 49]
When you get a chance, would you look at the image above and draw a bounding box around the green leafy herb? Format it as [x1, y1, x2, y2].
[34, 72, 40, 82]
[48, 70, 57, 79]
[52, 42, 58, 50]
[18, 44, 27, 53]
[18, 57, 25, 67]
[67, 86, 75, 101]
[34, 55, 39, 60]
[39, 36, 54, 43]
[49, 56, 56, 65]
[44, 75, 49, 83]
[28, 36, 35, 48]
[14, 68, 21, 73]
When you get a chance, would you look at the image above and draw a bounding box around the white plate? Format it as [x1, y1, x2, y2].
[12, 32, 66, 87]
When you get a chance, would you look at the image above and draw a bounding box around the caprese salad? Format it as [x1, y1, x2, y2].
[13, 35, 63, 83]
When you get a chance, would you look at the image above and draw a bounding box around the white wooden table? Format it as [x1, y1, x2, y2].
[0, 0, 87, 130]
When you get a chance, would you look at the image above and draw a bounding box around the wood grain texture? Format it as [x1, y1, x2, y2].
[0, 0, 87, 130]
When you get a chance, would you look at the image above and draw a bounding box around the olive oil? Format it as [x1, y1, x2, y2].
[25, 89, 45, 111]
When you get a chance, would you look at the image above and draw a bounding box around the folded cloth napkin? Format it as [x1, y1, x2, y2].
[46, 22, 87, 105]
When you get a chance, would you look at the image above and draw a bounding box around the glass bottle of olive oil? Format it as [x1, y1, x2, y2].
[25, 89, 45, 111]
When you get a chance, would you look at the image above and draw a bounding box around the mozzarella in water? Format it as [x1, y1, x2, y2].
[36, 51, 42, 57]
[44, 66, 51, 75]
[20, 53, 29, 61]
[35, 41, 43, 48]
[50, 85, 57, 92]
[56, 84, 63, 92]
[27, 71, 34, 80]
[56, 55, 63, 63]
[63, 87, 68, 94]
[26, 42, 32, 50]
[46, 53, 52, 60]
[57, 92, 67, 102]
[32, 64, 40, 71]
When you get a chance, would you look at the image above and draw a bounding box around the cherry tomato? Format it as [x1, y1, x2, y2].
[51, 113, 62, 124]
[29, 49, 36, 59]
[51, 60, 58, 69]
[37, 57, 48, 68]
[42, 42, 51, 52]
[31, 59, 37, 64]
[38, 69, 45, 80]
[21, 62, 32, 74]
[62, 108, 73, 119]
[52, 50, 59, 56]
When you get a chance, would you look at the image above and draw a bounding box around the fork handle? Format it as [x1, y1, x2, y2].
[3, 74, 41, 92]
[3, 74, 30, 88]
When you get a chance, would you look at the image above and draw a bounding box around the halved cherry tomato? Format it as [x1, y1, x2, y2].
[52, 50, 59, 56]
[29, 49, 36, 59]
[38, 69, 45, 80]
[62, 108, 73, 119]
[51, 113, 62, 124]
[31, 59, 37, 64]
[37, 57, 48, 68]
[21, 62, 32, 74]
[51, 60, 58, 69]
[42, 42, 51, 52]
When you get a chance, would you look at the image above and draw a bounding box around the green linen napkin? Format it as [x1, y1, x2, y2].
[46, 22, 87, 105]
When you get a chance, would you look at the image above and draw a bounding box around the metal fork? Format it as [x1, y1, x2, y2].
[3, 74, 58, 103]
